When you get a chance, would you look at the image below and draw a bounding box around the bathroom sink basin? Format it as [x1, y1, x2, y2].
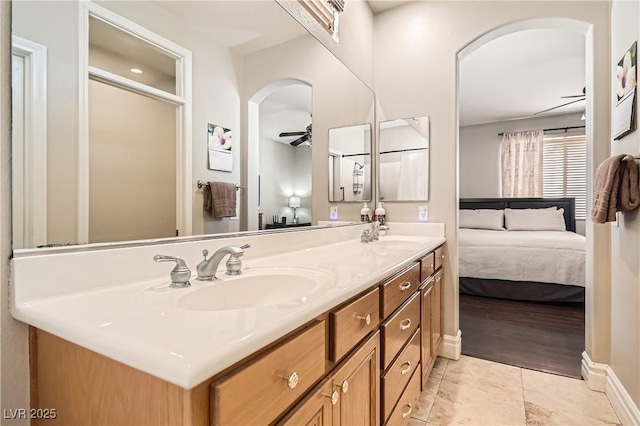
[176, 266, 334, 311]
[373, 236, 425, 250]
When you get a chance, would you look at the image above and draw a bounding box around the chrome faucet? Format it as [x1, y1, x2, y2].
[361, 223, 390, 243]
[153, 255, 191, 288]
[371, 223, 389, 241]
[196, 244, 250, 281]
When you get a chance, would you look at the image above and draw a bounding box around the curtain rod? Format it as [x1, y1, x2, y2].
[379, 147, 428, 155]
[342, 152, 371, 158]
[498, 125, 585, 137]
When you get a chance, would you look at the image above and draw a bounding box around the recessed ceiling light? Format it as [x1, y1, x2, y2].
[130, 68, 143, 74]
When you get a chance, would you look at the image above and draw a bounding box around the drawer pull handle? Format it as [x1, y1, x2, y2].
[356, 314, 372, 325]
[399, 282, 412, 291]
[340, 379, 349, 393]
[441, 254, 445, 260]
[400, 361, 412, 375]
[279, 372, 299, 389]
[325, 390, 339, 405]
[400, 318, 412, 331]
[402, 403, 413, 419]
[429, 264, 434, 270]
[436, 277, 442, 283]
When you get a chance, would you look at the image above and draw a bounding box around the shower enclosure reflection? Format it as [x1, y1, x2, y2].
[378, 116, 430, 202]
[328, 123, 372, 202]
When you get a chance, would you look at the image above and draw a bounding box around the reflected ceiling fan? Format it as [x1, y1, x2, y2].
[534, 87, 586, 115]
[279, 123, 312, 146]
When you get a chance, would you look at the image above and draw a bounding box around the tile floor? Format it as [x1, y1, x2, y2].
[408, 355, 621, 426]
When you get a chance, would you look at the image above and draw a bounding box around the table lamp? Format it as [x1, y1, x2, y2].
[289, 196, 301, 224]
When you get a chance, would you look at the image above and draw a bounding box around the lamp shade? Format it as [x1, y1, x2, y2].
[289, 196, 301, 208]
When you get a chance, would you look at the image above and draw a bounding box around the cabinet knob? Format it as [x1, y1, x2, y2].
[400, 361, 412, 375]
[399, 282, 412, 291]
[401, 403, 413, 419]
[356, 314, 372, 325]
[339, 379, 349, 393]
[441, 254, 445, 260]
[279, 371, 299, 389]
[436, 276, 442, 283]
[400, 318, 412, 331]
[325, 390, 339, 405]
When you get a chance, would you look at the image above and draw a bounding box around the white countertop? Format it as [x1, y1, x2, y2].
[11, 224, 445, 389]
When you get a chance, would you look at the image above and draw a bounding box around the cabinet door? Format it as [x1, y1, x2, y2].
[332, 332, 380, 426]
[278, 380, 334, 426]
[421, 281, 434, 387]
[432, 270, 444, 356]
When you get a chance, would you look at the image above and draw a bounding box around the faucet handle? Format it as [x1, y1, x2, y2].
[240, 244, 250, 250]
[201, 249, 209, 260]
[153, 255, 191, 288]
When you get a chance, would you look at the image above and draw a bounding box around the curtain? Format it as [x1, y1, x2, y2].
[501, 130, 543, 197]
[397, 150, 429, 200]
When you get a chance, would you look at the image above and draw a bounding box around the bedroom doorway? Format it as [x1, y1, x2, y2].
[456, 19, 592, 379]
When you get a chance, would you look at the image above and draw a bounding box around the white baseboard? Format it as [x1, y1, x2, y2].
[439, 330, 461, 360]
[606, 366, 640, 426]
[581, 352, 640, 425]
[581, 351, 607, 392]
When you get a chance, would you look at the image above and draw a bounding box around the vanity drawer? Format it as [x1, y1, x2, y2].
[331, 287, 380, 362]
[381, 329, 421, 423]
[211, 321, 326, 426]
[385, 365, 422, 426]
[380, 263, 420, 319]
[434, 245, 445, 271]
[381, 292, 420, 369]
[420, 252, 435, 282]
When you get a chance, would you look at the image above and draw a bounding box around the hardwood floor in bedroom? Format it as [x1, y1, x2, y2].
[459, 294, 585, 378]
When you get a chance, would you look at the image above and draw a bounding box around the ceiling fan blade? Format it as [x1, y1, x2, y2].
[290, 135, 309, 146]
[279, 131, 306, 137]
[534, 98, 585, 115]
[560, 95, 586, 99]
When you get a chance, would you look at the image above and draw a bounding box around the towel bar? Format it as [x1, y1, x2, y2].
[197, 180, 244, 191]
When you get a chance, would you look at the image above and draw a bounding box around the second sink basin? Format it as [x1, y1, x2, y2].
[176, 266, 335, 311]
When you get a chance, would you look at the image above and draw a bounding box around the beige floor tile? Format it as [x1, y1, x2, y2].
[430, 356, 449, 380]
[426, 356, 526, 425]
[522, 369, 621, 425]
[408, 417, 428, 426]
[412, 372, 442, 421]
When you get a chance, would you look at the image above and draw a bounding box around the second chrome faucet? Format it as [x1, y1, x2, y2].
[196, 244, 250, 281]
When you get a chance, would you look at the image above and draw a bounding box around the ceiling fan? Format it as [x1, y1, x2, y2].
[534, 87, 586, 115]
[279, 123, 312, 146]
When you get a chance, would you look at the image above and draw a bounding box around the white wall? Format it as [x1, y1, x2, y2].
[609, 0, 640, 409]
[375, 2, 611, 360]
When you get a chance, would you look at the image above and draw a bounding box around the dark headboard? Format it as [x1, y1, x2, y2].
[459, 197, 576, 233]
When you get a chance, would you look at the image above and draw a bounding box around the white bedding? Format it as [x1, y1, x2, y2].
[459, 228, 586, 287]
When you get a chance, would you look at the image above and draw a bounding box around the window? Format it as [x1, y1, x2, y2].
[542, 133, 587, 219]
[298, 0, 345, 42]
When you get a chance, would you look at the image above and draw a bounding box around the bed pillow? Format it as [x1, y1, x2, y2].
[459, 209, 505, 230]
[504, 207, 566, 231]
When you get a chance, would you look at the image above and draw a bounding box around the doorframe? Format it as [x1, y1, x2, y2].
[11, 36, 48, 248]
[77, 1, 192, 243]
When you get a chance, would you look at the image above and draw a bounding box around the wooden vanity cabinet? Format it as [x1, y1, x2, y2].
[280, 332, 380, 426]
[419, 244, 445, 389]
[29, 244, 446, 426]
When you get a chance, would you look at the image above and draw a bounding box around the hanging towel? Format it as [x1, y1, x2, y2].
[592, 154, 639, 223]
[618, 155, 640, 212]
[203, 182, 236, 218]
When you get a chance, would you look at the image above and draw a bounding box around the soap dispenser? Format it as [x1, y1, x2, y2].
[360, 202, 371, 223]
[375, 202, 386, 228]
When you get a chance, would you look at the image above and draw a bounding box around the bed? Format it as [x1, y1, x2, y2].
[459, 197, 586, 302]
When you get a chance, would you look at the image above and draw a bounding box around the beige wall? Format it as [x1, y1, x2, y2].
[610, 0, 640, 408]
[374, 2, 611, 355]
[1, 1, 31, 422]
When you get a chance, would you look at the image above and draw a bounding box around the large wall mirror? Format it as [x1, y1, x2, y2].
[378, 116, 430, 202]
[11, 1, 374, 250]
[328, 124, 372, 202]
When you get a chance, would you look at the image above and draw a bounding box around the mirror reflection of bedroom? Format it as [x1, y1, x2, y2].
[458, 27, 587, 378]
